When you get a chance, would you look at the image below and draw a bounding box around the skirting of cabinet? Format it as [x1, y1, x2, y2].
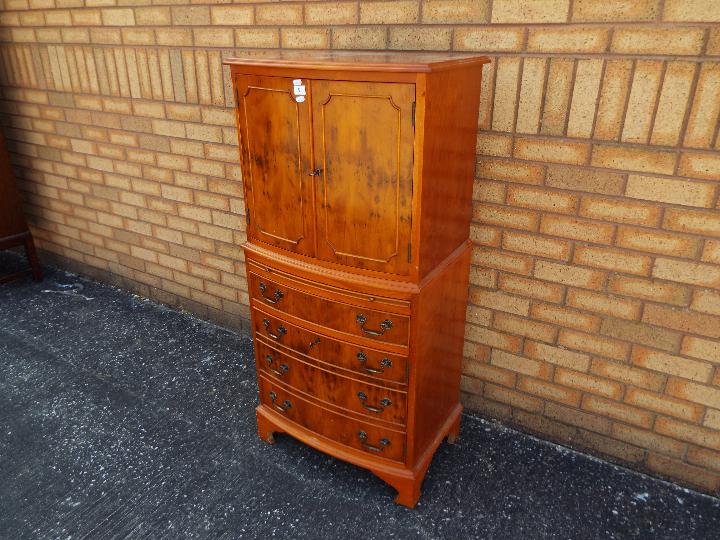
[256, 398, 461, 508]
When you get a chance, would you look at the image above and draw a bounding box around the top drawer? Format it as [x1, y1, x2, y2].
[247, 271, 410, 348]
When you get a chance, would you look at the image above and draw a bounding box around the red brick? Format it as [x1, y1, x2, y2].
[681, 336, 720, 364]
[663, 208, 720, 238]
[470, 224, 501, 247]
[560, 330, 630, 362]
[477, 159, 545, 185]
[591, 358, 664, 391]
[687, 446, 720, 473]
[655, 416, 720, 451]
[531, 303, 601, 333]
[498, 274, 565, 303]
[607, 276, 692, 306]
[573, 0, 659, 21]
[539, 214, 615, 244]
[502, 231, 571, 260]
[666, 378, 720, 409]
[600, 318, 682, 352]
[591, 145, 676, 175]
[545, 166, 625, 196]
[476, 133, 513, 157]
[555, 368, 623, 399]
[625, 387, 704, 422]
[506, 185, 578, 214]
[492, 0, 570, 23]
[579, 195, 661, 226]
[466, 324, 522, 353]
[494, 312, 558, 343]
[470, 288, 530, 316]
[574, 246, 652, 276]
[583, 395, 653, 428]
[594, 61, 633, 141]
[516, 57, 547, 134]
[463, 358, 516, 387]
[454, 27, 524, 52]
[534, 260, 605, 290]
[621, 60, 664, 144]
[517, 376, 582, 406]
[685, 63, 720, 149]
[526, 341, 591, 371]
[690, 289, 720, 316]
[702, 240, 720, 264]
[514, 138, 590, 165]
[612, 27, 703, 55]
[545, 402, 611, 434]
[473, 247, 534, 276]
[485, 384, 545, 413]
[615, 227, 700, 258]
[678, 152, 720, 181]
[491, 349, 552, 379]
[475, 203, 538, 231]
[643, 303, 720, 339]
[359, 1, 419, 24]
[646, 453, 720, 491]
[626, 174, 715, 208]
[612, 424, 686, 459]
[527, 26, 609, 53]
[567, 289, 642, 320]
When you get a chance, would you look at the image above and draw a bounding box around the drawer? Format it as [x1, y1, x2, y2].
[252, 309, 408, 384]
[258, 375, 406, 463]
[248, 271, 409, 347]
[255, 340, 407, 426]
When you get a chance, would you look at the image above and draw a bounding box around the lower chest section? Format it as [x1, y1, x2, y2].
[247, 258, 413, 464]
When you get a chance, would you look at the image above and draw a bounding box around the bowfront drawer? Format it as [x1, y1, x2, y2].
[256, 340, 407, 426]
[258, 375, 406, 463]
[248, 271, 409, 348]
[252, 309, 408, 384]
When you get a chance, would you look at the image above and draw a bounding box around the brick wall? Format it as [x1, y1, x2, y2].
[1, 0, 719, 493]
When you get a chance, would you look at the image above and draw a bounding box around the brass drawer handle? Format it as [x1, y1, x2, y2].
[358, 431, 390, 453]
[356, 314, 393, 337]
[269, 391, 291, 413]
[357, 351, 392, 374]
[259, 282, 283, 304]
[357, 391, 391, 413]
[307, 337, 321, 352]
[265, 354, 288, 377]
[263, 319, 287, 341]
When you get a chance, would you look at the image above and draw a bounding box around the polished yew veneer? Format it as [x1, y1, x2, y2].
[225, 51, 489, 507]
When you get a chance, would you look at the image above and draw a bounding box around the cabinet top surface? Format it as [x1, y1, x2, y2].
[223, 50, 490, 73]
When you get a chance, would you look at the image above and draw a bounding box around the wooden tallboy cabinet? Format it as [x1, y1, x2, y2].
[224, 51, 489, 507]
[0, 129, 42, 284]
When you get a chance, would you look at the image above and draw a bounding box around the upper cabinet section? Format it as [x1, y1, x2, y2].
[226, 52, 490, 281]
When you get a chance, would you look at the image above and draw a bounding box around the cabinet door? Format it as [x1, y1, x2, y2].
[235, 75, 315, 256]
[311, 81, 415, 275]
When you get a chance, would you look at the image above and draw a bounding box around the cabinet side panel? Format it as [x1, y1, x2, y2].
[417, 66, 484, 278]
[0, 130, 28, 238]
[409, 245, 471, 463]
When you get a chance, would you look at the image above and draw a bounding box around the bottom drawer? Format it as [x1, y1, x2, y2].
[258, 375, 406, 463]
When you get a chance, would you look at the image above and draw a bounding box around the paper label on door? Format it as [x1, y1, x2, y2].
[292, 79, 302, 85]
[295, 96, 305, 103]
[293, 85, 306, 96]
